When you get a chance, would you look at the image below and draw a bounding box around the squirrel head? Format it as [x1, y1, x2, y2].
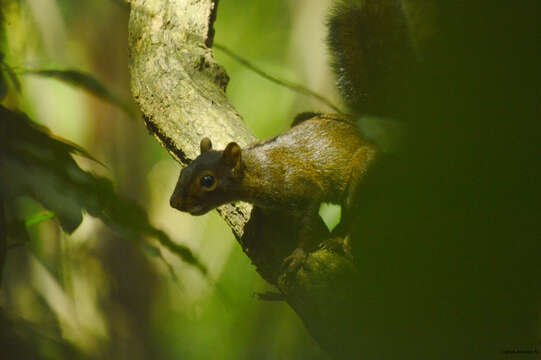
[170, 137, 244, 215]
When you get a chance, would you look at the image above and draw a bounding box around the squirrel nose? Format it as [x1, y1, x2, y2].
[170, 194, 182, 210]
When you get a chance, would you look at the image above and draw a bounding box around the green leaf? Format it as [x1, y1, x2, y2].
[24, 211, 55, 228]
[27, 69, 134, 117]
[319, 203, 341, 232]
[0, 105, 206, 274]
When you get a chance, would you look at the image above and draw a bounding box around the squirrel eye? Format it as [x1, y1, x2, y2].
[200, 175, 215, 189]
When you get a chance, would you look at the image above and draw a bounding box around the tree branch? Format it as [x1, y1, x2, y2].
[128, 1, 362, 358]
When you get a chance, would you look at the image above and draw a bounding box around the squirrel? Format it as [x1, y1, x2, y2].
[170, 113, 376, 269]
[170, 0, 414, 269]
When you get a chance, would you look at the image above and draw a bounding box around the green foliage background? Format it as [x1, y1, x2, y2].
[0, 0, 335, 359]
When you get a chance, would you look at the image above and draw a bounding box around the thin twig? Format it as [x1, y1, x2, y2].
[214, 43, 343, 114]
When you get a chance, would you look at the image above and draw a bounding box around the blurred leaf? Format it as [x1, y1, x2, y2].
[0, 103, 103, 165]
[0, 107, 85, 232]
[109, 0, 130, 10]
[318, 202, 341, 232]
[141, 243, 161, 258]
[0, 7, 5, 53]
[0, 308, 85, 360]
[141, 243, 181, 283]
[27, 69, 134, 117]
[0, 58, 22, 95]
[0, 105, 206, 274]
[0, 69, 6, 100]
[154, 233, 206, 273]
[6, 218, 31, 246]
[256, 291, 285, 301]
[24, 211, 55, 228]
[4, 65, 21, 93]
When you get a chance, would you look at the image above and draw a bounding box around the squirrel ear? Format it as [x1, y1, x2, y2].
[200, 137, 212, 153]
[222, 142, 242, 169]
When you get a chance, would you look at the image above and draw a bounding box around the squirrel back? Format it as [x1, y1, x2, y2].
[170, 114, 376, 217]
[240, 114, 374, 211]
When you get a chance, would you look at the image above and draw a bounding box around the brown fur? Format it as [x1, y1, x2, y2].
[170, 113, 377, 267]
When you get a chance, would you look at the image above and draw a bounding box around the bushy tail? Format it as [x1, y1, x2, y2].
[327, 0, 418, 117]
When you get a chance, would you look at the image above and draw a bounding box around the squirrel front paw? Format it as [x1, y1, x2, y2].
[282, 247, 306, 273]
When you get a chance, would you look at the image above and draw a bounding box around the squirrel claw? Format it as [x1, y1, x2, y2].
[282, 248, 306, 273]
